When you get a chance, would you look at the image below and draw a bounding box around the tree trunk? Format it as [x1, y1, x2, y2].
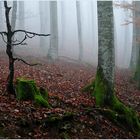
[39, 1, 49, 52]
[94, 1, 115, 106]
[18, 1, 25, 29]
[76, 1, 83, 61]
[11, 1, 17, 54]
[134, 47, 140, 89]
[48, 1, 58, 60]
[91, 1, 140, 134]
[130, 1, 140, 70]
[4, 1, 15, 94]
[0, 1, 2, 30]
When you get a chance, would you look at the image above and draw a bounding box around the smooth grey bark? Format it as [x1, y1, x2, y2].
[76, 1, 83, 61]
[48, 1, 58, 60]
[94, 1, 115, 106]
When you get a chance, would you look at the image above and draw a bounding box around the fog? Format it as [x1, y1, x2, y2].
[0, 0, 133, 68]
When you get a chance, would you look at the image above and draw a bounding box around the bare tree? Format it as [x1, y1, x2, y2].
[0, 1, 50, 94]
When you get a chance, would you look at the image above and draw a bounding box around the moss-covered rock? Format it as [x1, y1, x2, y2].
[16, 78, 50, 108]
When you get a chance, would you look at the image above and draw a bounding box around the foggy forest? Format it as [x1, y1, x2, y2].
[0, 0, 140, 139]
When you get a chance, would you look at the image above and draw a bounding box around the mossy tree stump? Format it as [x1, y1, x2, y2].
[16, 78, 50, 108]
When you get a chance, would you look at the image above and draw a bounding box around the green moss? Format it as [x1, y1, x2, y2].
[35, 94, 50, 108]
[91, 67, 140, 134]
[39, 87, 48, 100]
[82, 81, 95, 92]
[16, 78, 39, 100]
[110, 96, 140, 134]
[16, 77, 50, 108]
[93, 67, 114, 107]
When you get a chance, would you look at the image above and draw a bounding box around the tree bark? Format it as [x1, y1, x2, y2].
[94, 1, 115, 106]
[91, 1, 140, 134]
[4, 1, 15, 94]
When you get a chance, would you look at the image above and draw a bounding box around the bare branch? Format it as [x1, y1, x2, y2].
[14, 57, 42, 66]
[0, 32, 8, 44]
[12, 35, 27, 46]
[13, 30, 51, 37]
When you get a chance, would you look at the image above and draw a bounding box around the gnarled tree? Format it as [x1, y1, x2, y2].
[0, 1, 50, 94]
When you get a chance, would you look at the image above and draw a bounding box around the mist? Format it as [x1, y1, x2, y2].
[0, 0, 133, 68]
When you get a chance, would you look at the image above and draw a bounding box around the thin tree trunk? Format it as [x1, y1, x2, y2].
[130, 1, 137, 70]
[0, 1, 2, 30]
[76, 1, 83, 61]
[11, 1, 17, 54]
[18, 1, 25, 29]
[39, 1, 47, 50]
[48, 1, 58, 60]
[4, 1, 15, 94]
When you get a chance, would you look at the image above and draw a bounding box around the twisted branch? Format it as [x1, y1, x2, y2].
[14, 57, 42, 66]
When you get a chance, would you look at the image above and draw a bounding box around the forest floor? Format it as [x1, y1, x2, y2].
[0, 51, 140, 138]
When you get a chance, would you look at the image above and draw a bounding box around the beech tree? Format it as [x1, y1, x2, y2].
[84, 1, 140, 134]
[0, 1, 50, 94]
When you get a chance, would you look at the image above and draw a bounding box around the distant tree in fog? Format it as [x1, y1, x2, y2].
[11, 0, 17, 53]
[11, 1, 17, 31]
[0, 1, 2, 30]
[116, 1, 140, 89]
[0, 1, 50, 94]
[18, 1, 25, 29]
[47, 1, 58, 60]
[76, 1, 83, 61]
[39, 1, 48, 51]
[60, 1, 65, 50]
[130, 1, 140, 88]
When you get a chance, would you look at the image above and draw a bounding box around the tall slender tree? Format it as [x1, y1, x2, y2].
[11, 1, 17, 31]
[76, 1, 83, 61]
[39, 1, 48, 51]
[130, 1, 140, 70]
[130, 1, 140, 89]
[18, 1, 25, 29]
[48, 1, 58, 60]
[0, 1, 2, 30]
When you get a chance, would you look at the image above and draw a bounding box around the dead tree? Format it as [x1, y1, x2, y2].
[0, 1, 50, 94]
